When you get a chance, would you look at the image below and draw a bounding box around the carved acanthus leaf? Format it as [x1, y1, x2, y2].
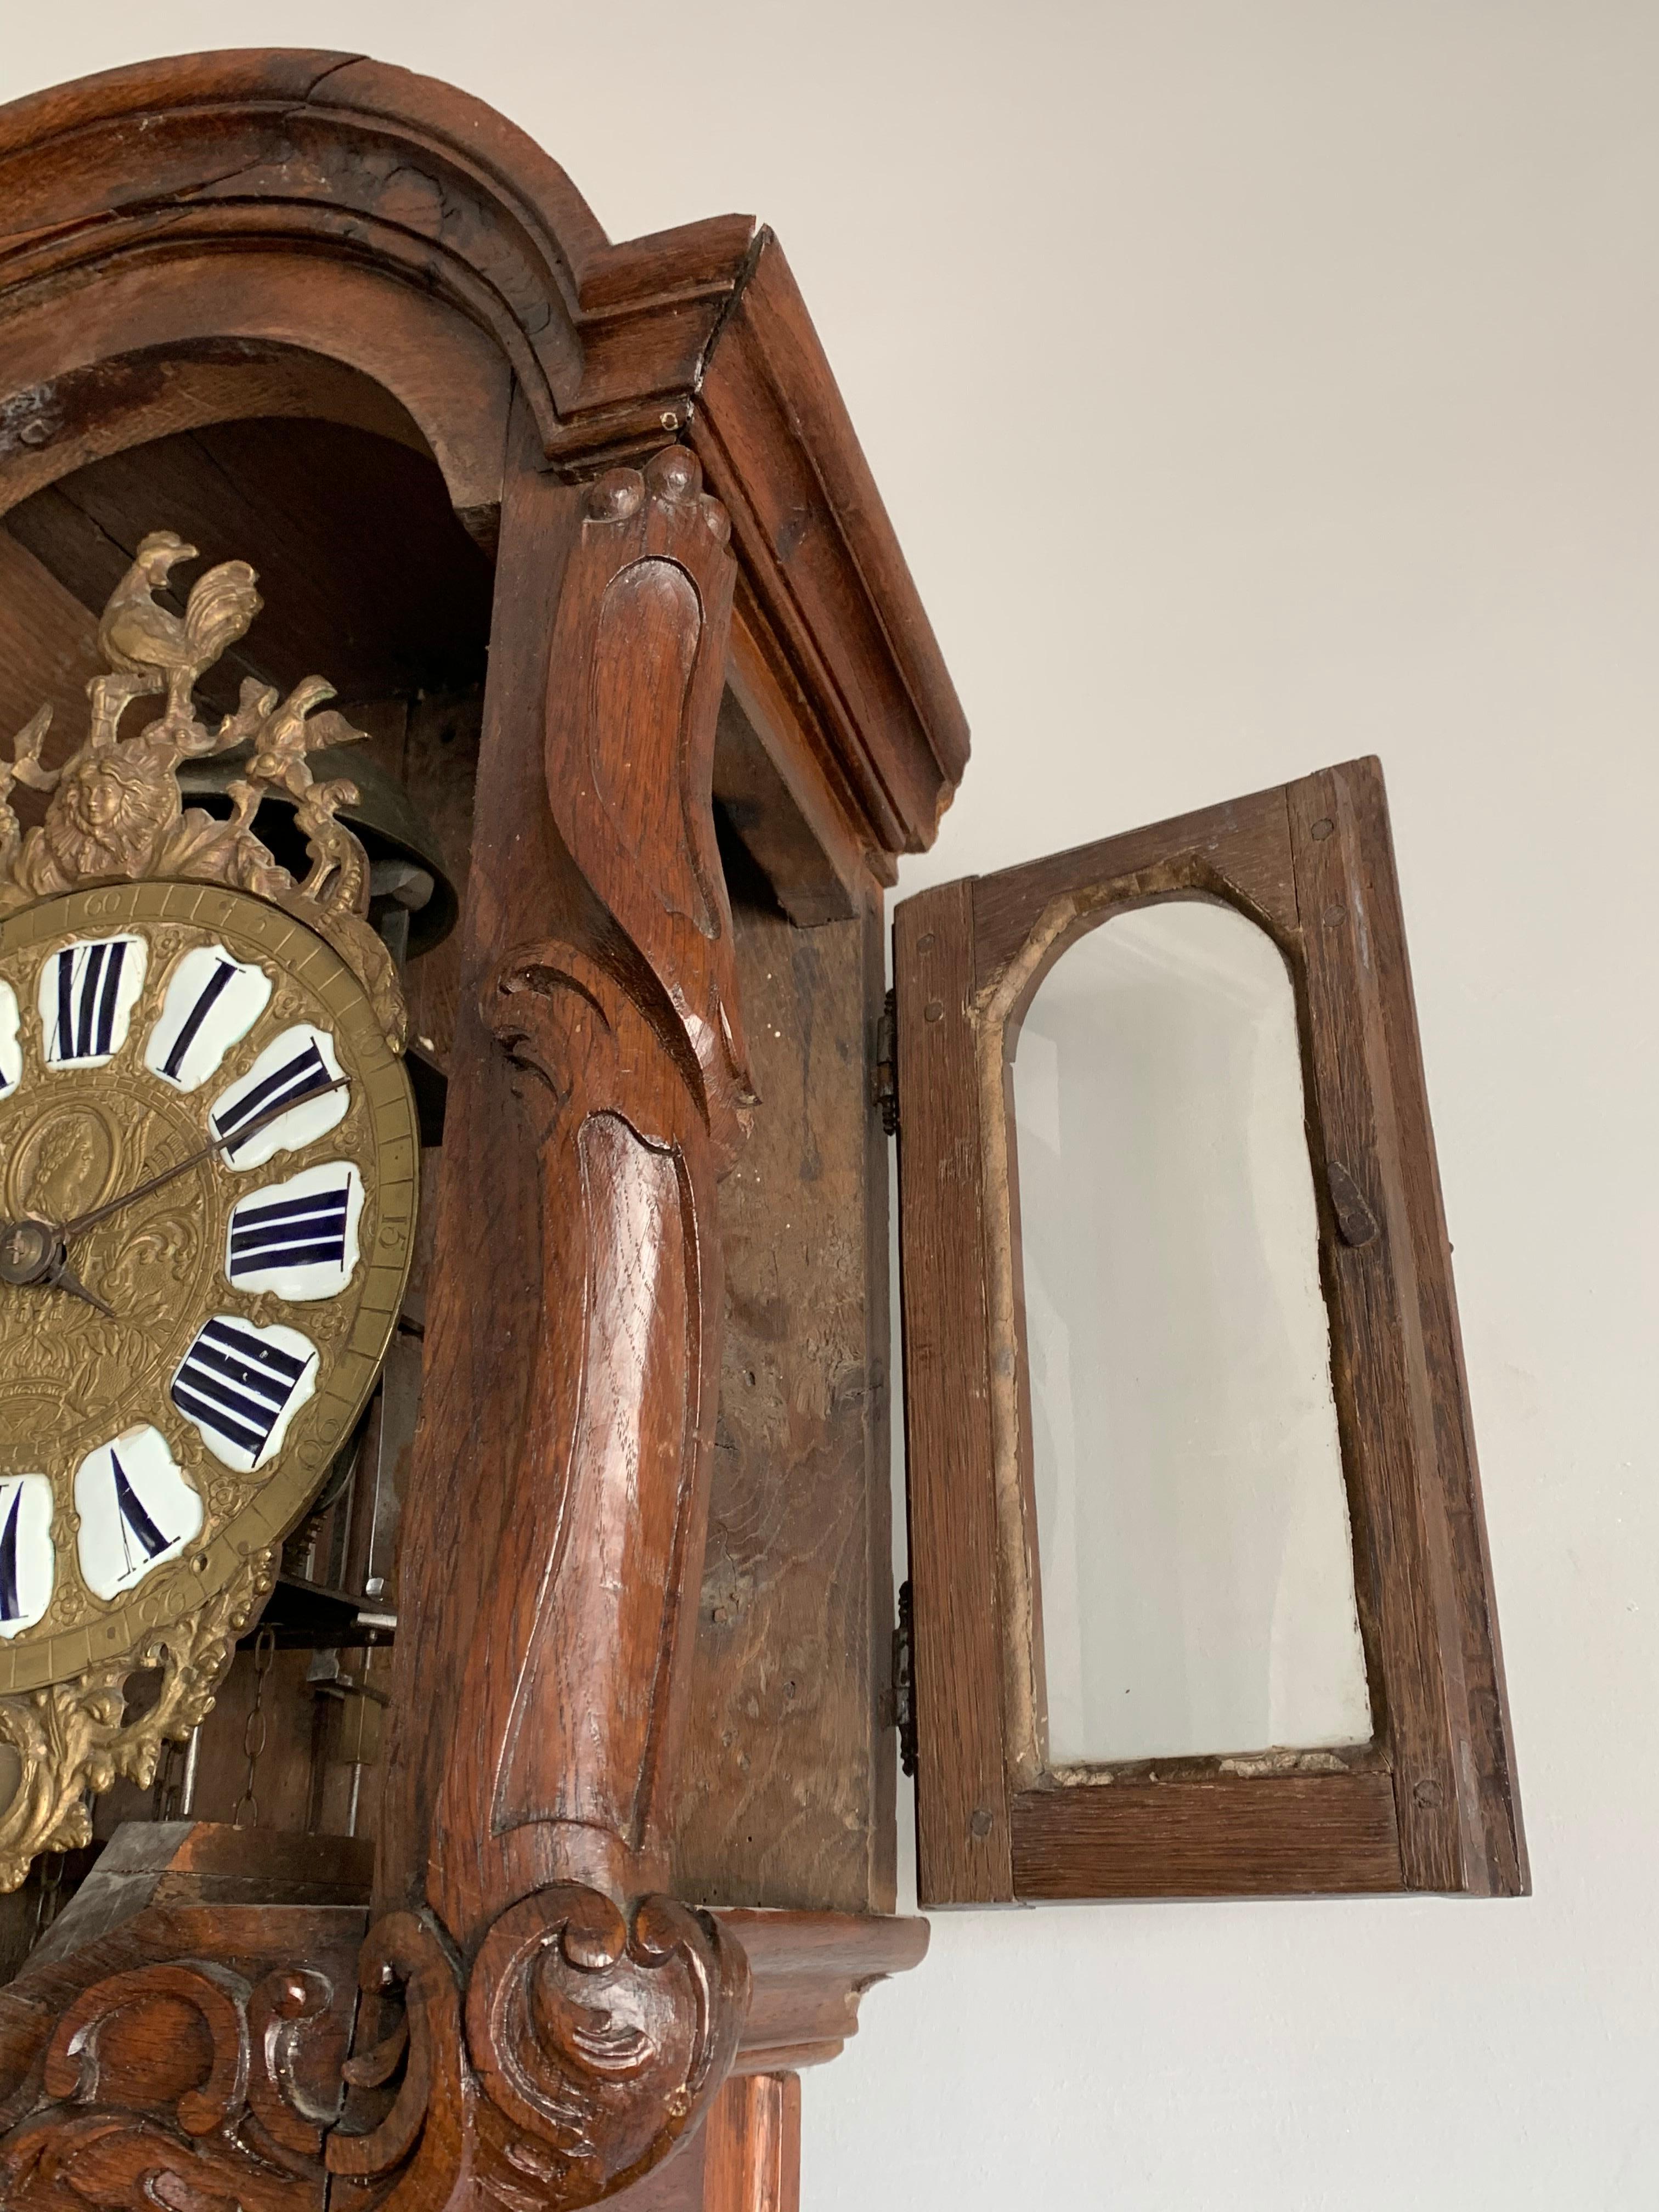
[545, 449, 754, 1165]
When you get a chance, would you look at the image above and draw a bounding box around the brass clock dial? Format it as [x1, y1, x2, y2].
[0, 879, 419, 1699]
[0, 520, 421, 1887]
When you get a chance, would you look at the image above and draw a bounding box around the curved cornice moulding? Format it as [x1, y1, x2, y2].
[0, 47, 968, 867]
[0, 48, 757, 463]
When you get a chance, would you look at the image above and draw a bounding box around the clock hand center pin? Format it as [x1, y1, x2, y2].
[0, 1217, 58, 1288]
[0, 1216, 116, 1317]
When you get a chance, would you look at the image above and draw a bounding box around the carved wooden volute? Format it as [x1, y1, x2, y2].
[484, 451, 753, 1870]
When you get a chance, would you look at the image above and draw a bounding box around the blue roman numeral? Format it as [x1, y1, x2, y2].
[212, 1040, 331, 1156]
[48, 940, 129, 1063]
[110, 1451, 168, 1577]
[229, 1183, 352, 1279]
[0, 1486, 21, 1623]
[172, 1320, 313, 1464]
[161, 958, 236, 1081]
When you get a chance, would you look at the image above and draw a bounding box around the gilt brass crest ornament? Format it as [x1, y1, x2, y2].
[0, 532, 404, 1048]
[0, 533, 418, 1888]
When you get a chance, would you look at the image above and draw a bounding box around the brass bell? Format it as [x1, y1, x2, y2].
[176, 744, 460, 965]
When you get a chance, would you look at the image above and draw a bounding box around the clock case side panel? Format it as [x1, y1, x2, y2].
[670, 842, 898, 1921]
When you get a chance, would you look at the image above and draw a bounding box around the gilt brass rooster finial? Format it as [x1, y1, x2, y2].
[0, 529, 405, 1048]
[94, 531, 262, 736]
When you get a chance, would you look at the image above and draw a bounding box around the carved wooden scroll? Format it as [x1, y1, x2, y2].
[0, 1959, 347, 2210]
[0, 1821, 928, 2208]
[321, 441, 754, 2210]
[0, 1825, 367, 2212]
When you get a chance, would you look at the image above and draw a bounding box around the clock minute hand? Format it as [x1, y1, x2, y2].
[58, 1075, 351, 1241]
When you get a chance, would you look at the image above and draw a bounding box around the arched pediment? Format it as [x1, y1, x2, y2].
[0, 47, 968, 872]
[0, 49, 757, 471]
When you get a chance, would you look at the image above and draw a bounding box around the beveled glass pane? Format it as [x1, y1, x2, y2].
[1012, 897, 1372, 1765]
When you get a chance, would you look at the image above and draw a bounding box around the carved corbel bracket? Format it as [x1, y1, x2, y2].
[0, 1825, 915, 2211]
[328, 1886, 747, 2208]
[543, 445, 755, 1167]
[419, 449, 753, 1936]
[469, 939, 723, 1894]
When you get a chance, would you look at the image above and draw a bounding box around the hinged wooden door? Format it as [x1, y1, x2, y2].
[894, 758, 1526, 1908]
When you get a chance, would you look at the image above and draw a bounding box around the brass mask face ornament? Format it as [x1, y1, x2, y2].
[0, 530, 418, 1889]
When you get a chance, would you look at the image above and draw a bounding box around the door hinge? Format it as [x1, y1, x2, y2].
[874, 987, 899, 1135]
[893, 1578, 917, 1777]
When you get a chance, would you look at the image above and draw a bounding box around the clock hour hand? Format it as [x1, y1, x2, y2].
[48, 1257, 116, 1320]
[57, 1074, 351, 1242]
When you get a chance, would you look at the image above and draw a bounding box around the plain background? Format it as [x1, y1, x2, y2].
[5, 5, 1654, 2205]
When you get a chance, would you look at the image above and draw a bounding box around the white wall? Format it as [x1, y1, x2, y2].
[8, 5, 1655, 2204]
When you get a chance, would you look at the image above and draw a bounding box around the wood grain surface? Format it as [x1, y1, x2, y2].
[694, 236, 969, 881]
[700, 2075, 802, 2212]
[614, 2076, 800, 2212]
[894, 881, 1014, 1905]
[1013, 1776, 1402, 1898]
[717, 1907, 928, 2072]
[1342, 760, 1526, 1895]
[5, 419, 493, 710]
[1288, 760, 1526, 1895]
[0, 527, 99, 757]
[0, 1824, 370, 2211]
[969, 780, 1300, 986]
[674, 887, 896, 1915]
[610, 1911, 927, 2212]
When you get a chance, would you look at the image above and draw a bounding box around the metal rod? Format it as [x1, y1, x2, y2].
[179, 1725, 201, 1817]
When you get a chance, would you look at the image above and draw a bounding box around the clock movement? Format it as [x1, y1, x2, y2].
[0, 532, 417, 1886]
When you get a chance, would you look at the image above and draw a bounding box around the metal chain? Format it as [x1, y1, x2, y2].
[151, 1733, 183, 1823]
[33, 1847, 64, 1934]
[232, 1627, 277, 1829]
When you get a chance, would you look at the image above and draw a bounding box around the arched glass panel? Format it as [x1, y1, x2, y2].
[1012, 898, 1372, 1766]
